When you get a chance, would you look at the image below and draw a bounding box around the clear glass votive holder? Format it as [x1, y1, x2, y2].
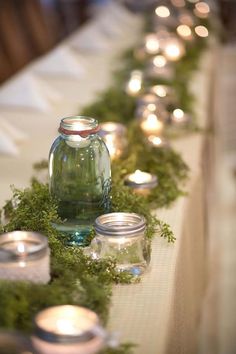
[32, 305, 108, 354]
[124, 170, 158, 196]
[89, 212, 148, 276]
[99, 122, 128, 160]
[0, 231, 50, 284]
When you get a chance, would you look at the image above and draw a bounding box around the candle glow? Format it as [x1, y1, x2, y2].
[195, 25, 209, 38]
[194, 2, 210, 18]
[153, 55, 167, 68]
[145, 34, 160, 54]
[177, 25, 192, 40]
[128, 170, 153, 184]
[141, 114, 164, 136]
[163, 38, 185, 61]
[155, 6, 170, 18]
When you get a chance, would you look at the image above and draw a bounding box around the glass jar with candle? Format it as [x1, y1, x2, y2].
[32, 305, 108, 354]
[49, 116, 111, 246]
[89, 212, 148, 276]
[0, 231, 50, 284]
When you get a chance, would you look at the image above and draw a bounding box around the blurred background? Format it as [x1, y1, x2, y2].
[0, 0, 236, 84]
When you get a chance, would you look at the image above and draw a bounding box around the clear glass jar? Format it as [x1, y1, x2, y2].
[89, 212, 148, 276]
[49, 116, 111, 245]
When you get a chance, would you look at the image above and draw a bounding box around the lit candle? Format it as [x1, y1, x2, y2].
[148, 135, 169, 148]
[0, 231, 50, 284]
[144, 33, 160, 55]
[125, 70, 143, 96]
[194, 2, 210, 18]
[146, 56, 174, 80]
[140, 114, 164, 136]
[176, 25, 193, 41]
[151, 85, 176, 103]
[155, 5, 170, 18]
[124, 170, 158, 196]
[194, 25, 209, 38]
[170, 108, 191, 127]
[163, 37, 185, 61]
[32, 305, 106, 354]
[99, 122, 128, 160]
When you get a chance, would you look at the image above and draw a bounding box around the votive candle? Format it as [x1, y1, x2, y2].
[0, 231, 50, 284]
[124, 170, 158, 196]
[32, 305, 105, 354]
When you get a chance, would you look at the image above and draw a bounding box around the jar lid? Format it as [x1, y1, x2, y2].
[59, 116, 100, 137]
[0, 231, 48, 263]
[94, 212, 146, 237]
[34, 305, 101, 344]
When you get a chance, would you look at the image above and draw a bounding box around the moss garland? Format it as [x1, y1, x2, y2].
[0, 5, 211, 353]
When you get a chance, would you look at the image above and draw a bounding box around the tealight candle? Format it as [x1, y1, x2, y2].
[151, 85, 176, 102]
[148, 135, 169, 148]
[140, 114, 164, 136]
[163, 37, 185, 61]
[170, 108, 191, 127]
[155, 5, 170, 18]
[0, 231, 50, 283]
[194, 25, 209, 38]
[125, 70, 143, 96]
[144, 33, 160, 55]
[145, 56, 174, 80]
[194, 2, 210, 18]
[32, 305, 106, 354]
[176, 25, 193, 41]
[99, 122, 128, 160]
[124, 170, 158, 196]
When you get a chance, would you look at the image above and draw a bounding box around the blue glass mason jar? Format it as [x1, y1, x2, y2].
[49, 116, 111, 245]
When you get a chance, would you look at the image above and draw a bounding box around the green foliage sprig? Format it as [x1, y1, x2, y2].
[0, 5, 211, 353]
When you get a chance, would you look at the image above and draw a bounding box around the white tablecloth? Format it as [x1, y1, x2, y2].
[0, 3, 214, 353]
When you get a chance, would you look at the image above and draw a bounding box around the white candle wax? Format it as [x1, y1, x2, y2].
[194, 2, 210, 18]
[141, 114, 164, 136]
[32, 306, 105, 354]
[194, 25, 209, 38]
[0, 231, 50, 284]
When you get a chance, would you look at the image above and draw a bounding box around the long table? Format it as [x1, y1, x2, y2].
[0, 3, 214, 353]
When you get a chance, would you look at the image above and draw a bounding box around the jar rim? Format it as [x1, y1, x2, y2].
[94, 212, 146, 237]
[33, 305, 101, 344]
[0, 231, 48, 262]
[59, 116, 100, 137]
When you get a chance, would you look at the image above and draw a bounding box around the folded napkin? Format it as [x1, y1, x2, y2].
[0, 74, 53, 113]
[33, 46, 85, 79]
[70, 24, 111, 53]
[0, 117, 27, 156]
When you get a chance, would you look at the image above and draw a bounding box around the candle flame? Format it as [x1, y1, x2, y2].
[152, 85, 167, 98]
